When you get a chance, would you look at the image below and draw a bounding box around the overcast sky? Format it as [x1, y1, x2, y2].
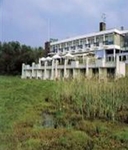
[0, 0, 128, 47]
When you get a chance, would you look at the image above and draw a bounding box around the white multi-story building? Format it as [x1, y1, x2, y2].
[21, 22, 128, 80]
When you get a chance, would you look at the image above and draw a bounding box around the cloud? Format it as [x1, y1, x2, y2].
[0, 0, 49, 46]
[2, 0, 46, 30]
[0, 0, 128, 46]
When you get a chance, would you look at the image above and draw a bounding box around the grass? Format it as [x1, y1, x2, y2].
[112, 128, 128, 143]
[0, 76, 128, 150]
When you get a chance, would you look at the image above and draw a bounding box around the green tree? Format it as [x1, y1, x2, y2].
[0, 41, 45, 75]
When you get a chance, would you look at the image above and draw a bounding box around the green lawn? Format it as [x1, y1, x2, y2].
[0, 76, 128, 150]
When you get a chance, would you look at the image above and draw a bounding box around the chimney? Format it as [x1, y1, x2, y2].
[99, 22, 106, 31]
[44, 41, 50, 57]
[121, 26, 124, 30]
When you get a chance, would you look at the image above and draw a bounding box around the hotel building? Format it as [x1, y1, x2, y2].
[21, 22, 128, 80]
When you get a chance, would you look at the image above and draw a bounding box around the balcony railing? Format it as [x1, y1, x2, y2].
[23, 57, 117, 72]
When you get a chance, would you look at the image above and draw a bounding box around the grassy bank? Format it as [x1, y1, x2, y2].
[0, 76, 128, 150]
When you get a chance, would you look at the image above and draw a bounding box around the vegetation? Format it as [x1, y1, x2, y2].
[0, 41, 44, 75]
[0, 76, 128, 150]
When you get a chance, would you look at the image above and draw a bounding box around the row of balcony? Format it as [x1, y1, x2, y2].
[23, 59, 116, 71]
[51, 41, 114, 53]
[50, 45, 120, 56]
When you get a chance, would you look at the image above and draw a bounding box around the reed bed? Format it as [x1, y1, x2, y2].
[51, 77, 128, 122]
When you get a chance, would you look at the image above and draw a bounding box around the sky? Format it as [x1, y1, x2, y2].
[0, 0, 128, 47]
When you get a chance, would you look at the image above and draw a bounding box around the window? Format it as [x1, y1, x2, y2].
[88, 37, 94, 44]
[82, 38, 87, 44]
[96, 42, 99, 46]
[96, 35, 103, 43]
[67, 41, 72, 47]
[64, 47, 69, 51]
[123, 56, 126, 61]
[77, 45, 83, 49]
[41, 61, 45, 66]
[52, 46, 56, 52]
[73, 40, 79, 46]
[85, 44, 90, 48]
[71, 46, 76, 50]
[105, 34, 114, 45]
[59, 48, 63, 52]
[95, 50, 105, 59]
[61, 43, 66, 48]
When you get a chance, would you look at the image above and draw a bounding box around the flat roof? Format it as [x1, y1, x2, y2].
[50, 29, 128, 46]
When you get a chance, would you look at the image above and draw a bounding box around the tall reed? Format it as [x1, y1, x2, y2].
[51, 76, 128, 122]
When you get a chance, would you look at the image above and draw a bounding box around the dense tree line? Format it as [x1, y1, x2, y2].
[0, 41, 45, 75]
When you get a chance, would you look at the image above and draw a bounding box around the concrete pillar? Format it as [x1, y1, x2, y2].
[39, 61, 42, 69]
[51, 59, 54, 80]
[99, 68, 107, 81]
[86, 57, 89, 77]
[73, 69, 75, 78]
[25, 70, 28, 79]
[30, 70, 32, 79]
[39, 59, 41, 66]
[32, 62, 36, 78]
[21, 63, 25, 78]
[37, 70, 42, 79]
[37, 70, 39, 79]
[99, 68, 102, 79]
[103, 50, 106, 64]
[94, 36, 96, 43]
[99, 68, 104, 79]
[82, 55, 84, 63]
[116, 55, 120, 77]
[55, 60, 58, 79]
[64, 59, 67, 78]
[103, 34, 105, 43]
[88, 68, 93, 78]
[113, 49, 116, 62]
[43, 61, 47, 80]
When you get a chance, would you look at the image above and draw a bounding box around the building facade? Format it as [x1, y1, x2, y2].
[21, 23, 128, 80]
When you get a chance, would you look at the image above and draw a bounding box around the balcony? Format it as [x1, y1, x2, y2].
[71, 61, 79, 68]
[104, 61, 116, 67]
[57, 65, 64, 69]
[95, 59, 105, 67]
[25, 65, 31, 70]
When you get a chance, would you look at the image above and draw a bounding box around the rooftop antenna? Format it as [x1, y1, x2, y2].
[100, 13, 106, 31]
[101, 13, 106, 23]
[47, 19, 51, 42]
